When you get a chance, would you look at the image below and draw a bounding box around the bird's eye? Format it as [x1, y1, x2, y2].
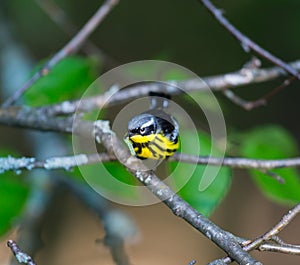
[139, 127, 146, 134]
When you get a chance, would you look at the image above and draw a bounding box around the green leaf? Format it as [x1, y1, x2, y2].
[74, 161, 140, 203]
[126, 61, 191, 81]
[0, 149, 29, 236]
[183, 91, 224, 114]
[162, 68, 191, 81]
[24, 56, 99, 106]
[0, 151, 29, 237]
[240, 125, 300, 205]
[168, 130, 231, 216]
[104, 162, 138, 186]
[0, 175, 29, 236]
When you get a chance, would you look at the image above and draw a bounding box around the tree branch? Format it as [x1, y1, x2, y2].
[200, 0, 300, 80]
[93, 121, 262, 265]
[35, 59, 300, 116]
[0, 106, 93, 137]
[0, 153, 111, 174]
[1, 0, 119, 107]
[2, 150, 300, 175]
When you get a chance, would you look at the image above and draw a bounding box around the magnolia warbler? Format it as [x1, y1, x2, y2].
[124, 92, 179, 160]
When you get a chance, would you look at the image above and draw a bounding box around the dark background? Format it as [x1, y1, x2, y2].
[1, 1, 300, 264]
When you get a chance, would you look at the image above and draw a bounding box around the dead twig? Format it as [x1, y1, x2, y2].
[7, 240, 36, 265]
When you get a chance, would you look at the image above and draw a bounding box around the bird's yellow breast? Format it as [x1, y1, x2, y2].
[128, 133, 179, 159]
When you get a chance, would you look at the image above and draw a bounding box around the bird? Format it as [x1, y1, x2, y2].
[124, 92, 179, 160]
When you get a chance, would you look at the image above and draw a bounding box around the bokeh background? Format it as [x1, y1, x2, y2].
[1, 0, 300, 264]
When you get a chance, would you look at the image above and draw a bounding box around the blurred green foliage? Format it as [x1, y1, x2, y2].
[0, 174, 29, 236]
[241, 125, 300, 205]
[73, 162, 140, 203]
[169, 130, 231, 216]
[24, 56, 98, 105]
[0, 151, 29, 237]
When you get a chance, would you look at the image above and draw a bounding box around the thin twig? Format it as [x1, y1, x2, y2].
[1, 0, 119, 107]
[3, 150, 300, 175]
[246, 203, 300, 250]
[200, 0, 300, 80]
[257, 169, 285, 184]
[222, 89, 266, 110]
[170, 153, 300, 169]
[259, 243, 300, 255]
[249, 75, 297, 108]
[7, 240, 36, 265]
[221, 57, 267, 110]
[258, 236, 300, 255]
[270, 235, 300, 248]
[211, 203, 300, 264]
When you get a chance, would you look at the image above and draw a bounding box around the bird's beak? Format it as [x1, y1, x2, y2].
[126, 131, 136, 138]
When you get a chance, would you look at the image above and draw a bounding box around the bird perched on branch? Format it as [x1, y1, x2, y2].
[124, 92, 179, 160]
